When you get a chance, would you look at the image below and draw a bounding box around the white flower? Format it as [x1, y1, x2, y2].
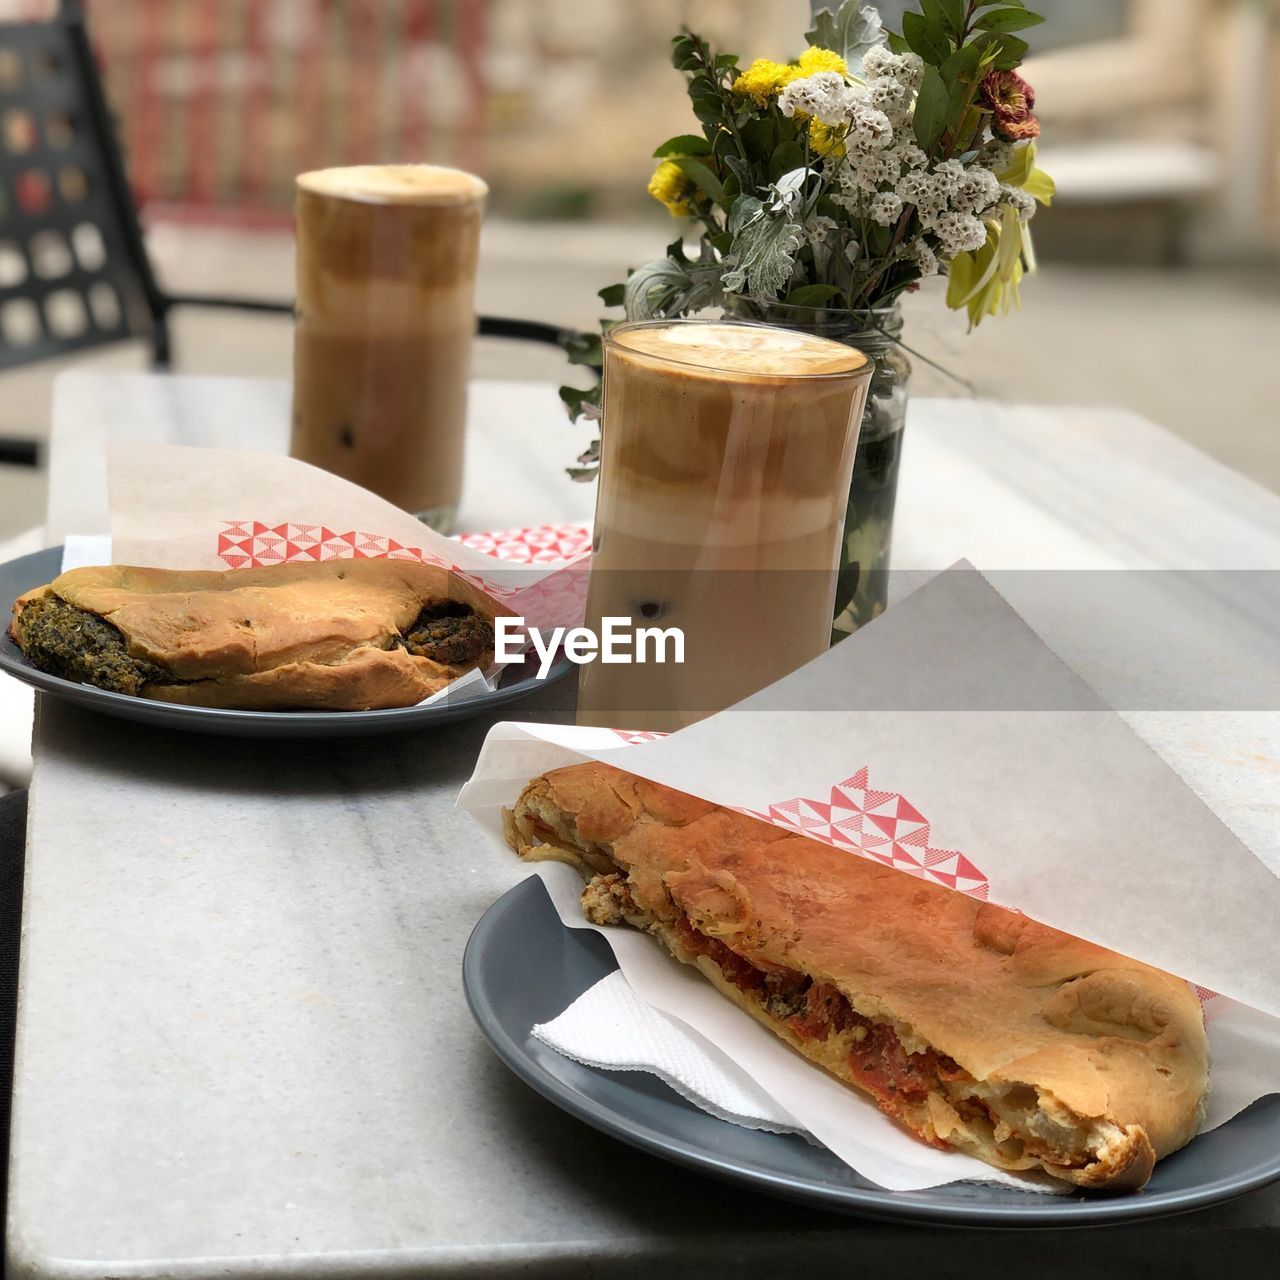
[979, 139, 1014, 172]
[911, 240, 939, 278]
[957, 216, 989, 252]
[844, 238, 861, 265]
[869, 77, 911, 123]
[839, 150, 898, 195]
[778, 72, 853, 127]
[870, 191, 903, 225]
[861, 47, 923, 91]
[895, 169, 938, 213]
[804, 214, 840, 274]
[930, 159, 967, 198]
[846, 103, 894, 151]
[932, 210, 988, 255]
[953, 165, 1002, 215]
[860, 45, 894, 80]
[891, 143, 928, 172]
[1001, 184, 1037, 220]
[804, 214, 839, 244]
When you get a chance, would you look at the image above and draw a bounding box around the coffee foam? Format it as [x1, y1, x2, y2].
[612, 322, 868, 377]
[296, 164, 488, 206]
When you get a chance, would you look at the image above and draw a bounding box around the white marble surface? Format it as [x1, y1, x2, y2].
[7, 372, 1280, 1277]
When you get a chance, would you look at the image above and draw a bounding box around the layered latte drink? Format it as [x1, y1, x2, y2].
[577, 320, 872, 730]
[290, 164, 488, 530]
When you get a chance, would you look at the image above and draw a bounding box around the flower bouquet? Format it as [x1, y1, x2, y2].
[562, 0, 1054, 634]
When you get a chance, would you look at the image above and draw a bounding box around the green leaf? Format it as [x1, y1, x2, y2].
[709, 231, 734, 255]
[832, 560, 861, 629]
[922, 0, 965, 36]
[671, 36, 700, 72]
[558, 384, 599, 419]
[722, 153, 755, 195]
[714, 53, 739, 70]
[562, 332, 602, 368]
[768, 140, 806, 181]
[981, 31, 1029, 68]
[912, 66, 950, 150]
[976, 8, 1045, 33]
[739, 116, 776, 161]
[597, 282, 625, 308]
[722, 196, 803, 299]
[623, 254, 723, 319]
[885, 30, 910, 54]
[653, 134, 712, 158]
[902, 11, 952, 65]
[941, 42, 982, 83]
[804, 2, 886, 78]
[941, 43, 982, 116]
[670, 157, 725, 204]
[690, 94, 725, 126]
[786, 283, 841, 307]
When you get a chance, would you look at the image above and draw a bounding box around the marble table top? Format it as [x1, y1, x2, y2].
[7, 372, 1280, 1278]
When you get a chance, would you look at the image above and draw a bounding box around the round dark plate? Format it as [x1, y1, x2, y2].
[0, 546, 571, 739]
[463, 875, 1280, 1227]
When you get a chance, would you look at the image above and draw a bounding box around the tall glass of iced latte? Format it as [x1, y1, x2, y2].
[290, 164, 488, 531]
[577, 319, 872, 731]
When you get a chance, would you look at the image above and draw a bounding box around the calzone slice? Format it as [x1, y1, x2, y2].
[9, 559, 500, 710]
[504, 761, 1210, 1191]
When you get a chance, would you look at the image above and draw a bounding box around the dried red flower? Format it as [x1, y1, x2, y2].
[981, 69, 1040, 141]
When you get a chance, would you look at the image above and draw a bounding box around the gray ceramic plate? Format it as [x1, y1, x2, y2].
[464, 875, 1280, 1227]
[0, 546, 571, 739]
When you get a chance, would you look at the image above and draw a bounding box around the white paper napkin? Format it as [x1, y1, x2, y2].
[534, 969, 805, 1135]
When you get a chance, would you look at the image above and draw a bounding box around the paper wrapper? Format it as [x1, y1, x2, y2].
[98, 440, 590, 645]
[458, 565, 1280, 1192]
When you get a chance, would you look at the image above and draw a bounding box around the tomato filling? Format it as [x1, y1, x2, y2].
[673, 914, 964, 1123]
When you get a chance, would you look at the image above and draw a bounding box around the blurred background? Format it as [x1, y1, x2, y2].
[1, 0, 1278, 541]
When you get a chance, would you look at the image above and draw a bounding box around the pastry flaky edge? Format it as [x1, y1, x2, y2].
[8, 559, 506, 711]
[504, 761, 1210, 1192]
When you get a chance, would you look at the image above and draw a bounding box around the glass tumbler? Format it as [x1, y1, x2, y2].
[576, 319, 873, 731]
[289, 164, 487, 532]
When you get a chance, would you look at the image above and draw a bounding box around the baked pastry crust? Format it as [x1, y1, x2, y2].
[9, 560, 501, 710]
[505, 761, 1210, 1191]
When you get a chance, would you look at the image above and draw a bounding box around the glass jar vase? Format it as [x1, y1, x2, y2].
[722, 300, 911, 636]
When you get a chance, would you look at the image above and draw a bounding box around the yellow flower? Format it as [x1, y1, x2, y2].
[647, 160, 696, 217]
[731, 58, 798, 106]
[797, 47, 847, 77]
[809, 118, 846, 158]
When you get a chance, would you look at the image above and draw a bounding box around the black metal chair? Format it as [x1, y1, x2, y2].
[0, 0, 574, 469]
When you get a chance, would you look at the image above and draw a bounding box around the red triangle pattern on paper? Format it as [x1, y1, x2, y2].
[215, 520, 593, 636]
[730, 766, 992, 901]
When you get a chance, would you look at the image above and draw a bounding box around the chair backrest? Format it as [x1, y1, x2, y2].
[0, 0, 164, 372]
